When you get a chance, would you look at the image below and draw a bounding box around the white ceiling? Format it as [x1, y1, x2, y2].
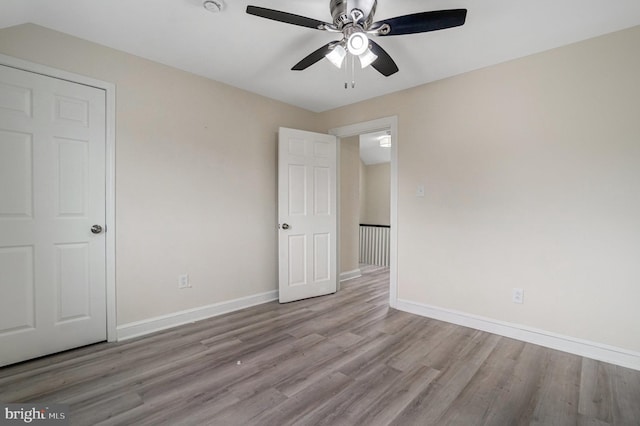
[2, 0, 640, 112]
[360, 131, 391, 165]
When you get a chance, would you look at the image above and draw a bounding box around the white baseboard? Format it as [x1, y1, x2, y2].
[340, 269, 362, 282]
[396, 299, 640, 371]
[117, 290, 278, 341]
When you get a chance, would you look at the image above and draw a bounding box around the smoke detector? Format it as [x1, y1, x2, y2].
[203, 0, 223, 12]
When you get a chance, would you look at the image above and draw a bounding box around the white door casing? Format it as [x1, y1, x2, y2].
[0, 64, 107, 366]
[278, 127, 338, 303]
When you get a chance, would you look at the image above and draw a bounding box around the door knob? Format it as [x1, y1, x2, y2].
[91, 225, 103, 234]
[281, 223, 290, 230]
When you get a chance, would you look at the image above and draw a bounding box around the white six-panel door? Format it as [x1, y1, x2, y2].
[0, 64, 107, 366]
[278, 127, 337, 303]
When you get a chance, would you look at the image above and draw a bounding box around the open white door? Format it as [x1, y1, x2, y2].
[278, 127, 337, 303]
[0, 64, 107, 366]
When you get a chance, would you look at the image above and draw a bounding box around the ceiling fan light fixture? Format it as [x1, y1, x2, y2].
[347, 32, 369, 56]
[325, 44, 347, 68]
[358, 48, 378, 68]
[246, 2, 468, 81]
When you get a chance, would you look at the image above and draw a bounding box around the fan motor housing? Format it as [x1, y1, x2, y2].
[330, 0, 377, 29]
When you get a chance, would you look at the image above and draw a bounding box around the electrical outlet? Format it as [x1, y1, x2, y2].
[512, 288, 524, 304]
[416, 184, 425, 197]
[178, 274, 190, 289]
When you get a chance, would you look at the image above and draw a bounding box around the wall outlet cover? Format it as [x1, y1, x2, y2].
[512, 288, 524, 304]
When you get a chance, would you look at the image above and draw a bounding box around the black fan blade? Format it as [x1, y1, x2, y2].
[372, 9, 467, 36]
[292, 42, 337, 71]
[246, 5, 330, 30]
[369, 40, 399, 77]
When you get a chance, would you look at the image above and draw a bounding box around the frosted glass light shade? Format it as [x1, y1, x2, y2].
[347, 33, 368, 56]
[359, 48, 378, 68]
[326, 45, 347, 68]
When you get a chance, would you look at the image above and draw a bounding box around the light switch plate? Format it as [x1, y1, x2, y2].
[178, 274, 190, 289]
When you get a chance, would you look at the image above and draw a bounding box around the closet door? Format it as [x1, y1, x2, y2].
[0, 64, 107, 366]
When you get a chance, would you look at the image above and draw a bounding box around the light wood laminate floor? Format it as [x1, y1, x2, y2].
[1, 266, 639, 425]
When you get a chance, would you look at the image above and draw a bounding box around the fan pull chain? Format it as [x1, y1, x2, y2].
[343, 55, 357, 89]
[344, 54, 349, 89]
[351, 53, 356, 88]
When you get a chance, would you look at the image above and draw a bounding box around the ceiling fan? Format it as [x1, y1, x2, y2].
[246, 0, 467, 78]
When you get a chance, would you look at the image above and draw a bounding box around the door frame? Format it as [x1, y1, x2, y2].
[0, 53, 117, 342]
[329, 116, 398, 308]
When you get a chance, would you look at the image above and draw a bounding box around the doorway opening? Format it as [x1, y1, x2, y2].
[331, 116, 398, 308]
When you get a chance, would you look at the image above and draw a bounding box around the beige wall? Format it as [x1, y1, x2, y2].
[0, 24, 321, 325]
[339, 136, 360, 274]
[321, 26, 640, 353]
[361, 162, 390, 226]
[3, 22, 640, 355]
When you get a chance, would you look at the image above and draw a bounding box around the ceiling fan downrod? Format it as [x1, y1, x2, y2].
[330, 0, 377, 30]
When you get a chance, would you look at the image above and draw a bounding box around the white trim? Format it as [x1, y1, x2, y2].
[117, 290, 278, 341]
[330, 116, 398, 308]
[0, 53, 118, 342]
[104, 84, 117, 342]
[335, 132, 342, 292]
[340, 269, 362, 282]
[396, 299, 640, 371]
